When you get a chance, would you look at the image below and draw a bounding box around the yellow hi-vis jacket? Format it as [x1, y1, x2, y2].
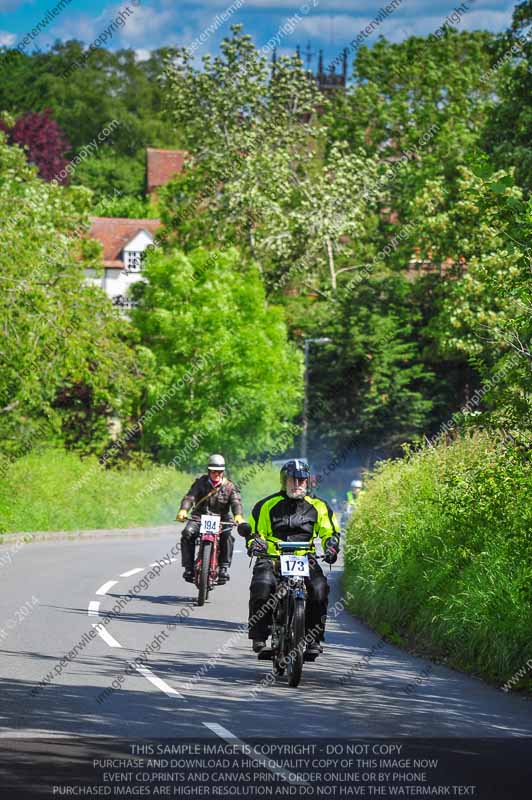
[248, 492, 340, 556]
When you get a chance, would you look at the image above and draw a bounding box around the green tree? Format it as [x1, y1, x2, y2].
[131, 246, 302, 465]
[407, 159, 532, 437]
[328, 30, 494, 188]
[70, 150, 147, 199]
[162, 25, 497, 456]
[483, 1, 532, 195]
[320, 30, 499, 442]
[92, 190, 159, 219]
[161, 26, 381, 292]
[302, 276, 435, 454]
[0, 133, 142, 459]
[0, 43, 182, 198]
[324, 29, 496, 287]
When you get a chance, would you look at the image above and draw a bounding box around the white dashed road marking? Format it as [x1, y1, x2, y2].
[92, 623, 122, 648]
[203, 722, 240, 740]
[96, 580, 118, 596]
[90, 558, 184, 700]
[203, 723, 308, 786]
[135, 664, 183, 697]
[120, 567, 144, 578]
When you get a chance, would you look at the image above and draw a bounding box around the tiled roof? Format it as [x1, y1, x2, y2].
[146, 148, 186, 194]
[89, 217, 162, 268]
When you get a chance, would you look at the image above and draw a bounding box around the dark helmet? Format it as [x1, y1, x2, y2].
[280, 459, 310, 491]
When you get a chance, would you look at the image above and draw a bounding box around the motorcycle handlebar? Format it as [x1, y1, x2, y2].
[261, 552, 325, 560]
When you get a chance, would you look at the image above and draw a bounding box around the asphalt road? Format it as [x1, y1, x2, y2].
[1, 527, 531, 741]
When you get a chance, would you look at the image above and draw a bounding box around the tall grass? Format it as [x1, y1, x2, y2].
[0, 448, 191, 535]
[0, 449, 282, 536]
[234, 462, 280, 514]
[344, 431, 532, 688]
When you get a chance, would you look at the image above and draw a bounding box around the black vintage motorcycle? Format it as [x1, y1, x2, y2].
[240, 525, 326, 688]
[267, 541, 324, 687]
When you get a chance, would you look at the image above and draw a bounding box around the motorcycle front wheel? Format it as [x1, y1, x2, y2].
[197, 541, 212, 606]
[287, 597, 305, 687]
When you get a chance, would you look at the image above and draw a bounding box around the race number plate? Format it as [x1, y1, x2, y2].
[200, 514, 220, 534]
[280, 554, 310, 577]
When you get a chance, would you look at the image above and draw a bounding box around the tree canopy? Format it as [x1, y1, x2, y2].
[0, 107, 70, 183]
[131, 246, 302, 465]
[2, 10, 532, 470]
[0, 132, 142, 461]
[0, 43, 182, 198]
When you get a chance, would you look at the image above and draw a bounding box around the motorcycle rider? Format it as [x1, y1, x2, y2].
[176, 454, 244, 584]
[242, 459, 340, 657]
[346, 479, 363, 506]
[343, 478, 363, 527]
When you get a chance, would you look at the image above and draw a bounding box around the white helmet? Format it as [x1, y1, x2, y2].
[208, 454, 225, 470]
[351, 479, 362, 488]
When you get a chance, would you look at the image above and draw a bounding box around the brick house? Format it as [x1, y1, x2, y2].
[88, 148, 186, 311]
[86, 217, 163, 311]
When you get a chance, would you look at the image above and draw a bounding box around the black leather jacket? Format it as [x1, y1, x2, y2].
[179, 475, 243, 518]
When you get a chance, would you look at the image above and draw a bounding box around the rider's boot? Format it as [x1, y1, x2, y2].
[182, 568, 194, 583]
[305, 642, 322, 657]
[218, 563, 230, 583]
[305, 625, 324, 657]
[252, 639, 266, 654]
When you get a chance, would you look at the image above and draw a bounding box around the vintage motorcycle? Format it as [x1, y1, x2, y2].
[239, 522, 328, 688]
[186, 513, 236, 606]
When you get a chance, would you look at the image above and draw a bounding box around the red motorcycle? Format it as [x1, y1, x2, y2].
[187, 514, 236, 606]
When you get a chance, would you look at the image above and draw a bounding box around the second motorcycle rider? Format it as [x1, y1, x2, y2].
[176, 454, 244, 584]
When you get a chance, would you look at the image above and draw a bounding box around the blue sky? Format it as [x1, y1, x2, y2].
[0, 0, 518, 71]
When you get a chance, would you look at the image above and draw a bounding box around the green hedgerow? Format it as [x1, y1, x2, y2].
[344, 431, 532, 688]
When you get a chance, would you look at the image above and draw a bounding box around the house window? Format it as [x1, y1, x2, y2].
[125, 251, 143, 272]
[112, 294, 137, 310]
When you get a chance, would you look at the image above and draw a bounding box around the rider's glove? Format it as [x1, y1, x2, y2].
[234, 514, 245, 525]
[247, 536, 268, 557]
[323, 536, 339, 564]
[176, 509, 187, 523]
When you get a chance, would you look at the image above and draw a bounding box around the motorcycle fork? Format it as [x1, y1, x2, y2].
[210, 534, 220, 585]
[280, 583, 295, 655]
[288, 579, 306, 644]
[272, 582, 287, 653]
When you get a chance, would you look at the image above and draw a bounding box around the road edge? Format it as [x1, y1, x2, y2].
[0, 524, 178, 546]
